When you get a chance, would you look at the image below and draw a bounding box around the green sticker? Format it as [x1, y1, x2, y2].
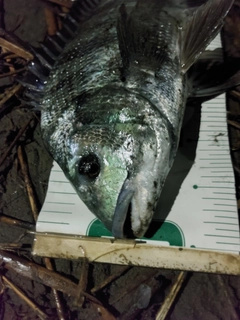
[86, 219, 112, 237]
[87, 219, 184, 247]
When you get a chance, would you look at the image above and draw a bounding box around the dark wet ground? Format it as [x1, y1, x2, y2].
[0, 0, 240, 319]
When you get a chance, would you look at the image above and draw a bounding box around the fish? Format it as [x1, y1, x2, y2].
[21, 0, 240, 239]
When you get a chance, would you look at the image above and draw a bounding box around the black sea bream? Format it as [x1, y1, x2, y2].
[22, 0, 240, 238]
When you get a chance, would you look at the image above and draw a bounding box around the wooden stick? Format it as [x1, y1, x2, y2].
[91, 266, 131, 294]
[0, 249, 100, 303]
[0, 0, 5, 30]
[228, 119, 240, 130]
[2, 275, 48, 320]
[0, 214, 34, 230]
[74, 255, 89, 307]
[216, 275, 239, 320]
[18, 144, 67, 318]
[0, 37, 33, 60]
[0, 29, 31, 53]
[91, 302, 116, 320]
[61, 6, 70, 14]
[17, 145, 39, 222]
[18, 137, 69, 318]
[233, 165, 240, 175]
[44, 257, 66, 320]
[0, 67, 26, 79]
[0, 83, 22, 106]
[230, 89, 240, 99]
[0, 118, 32, 167]
[45, 0, 73, 9]
[57, 15, 63, 30]
[44, 6, 58, 36]
[0, 243, 28, 251]
[155, 271, 187, 320]
[2, 53, 19, 59]
[111, 269, 160, 305]
[231, 141, 240, 151]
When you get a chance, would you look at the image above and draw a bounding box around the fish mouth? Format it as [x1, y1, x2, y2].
[112, 179, 135, 239]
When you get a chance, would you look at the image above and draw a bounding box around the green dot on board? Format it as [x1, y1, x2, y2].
[193, 185, 198, 189]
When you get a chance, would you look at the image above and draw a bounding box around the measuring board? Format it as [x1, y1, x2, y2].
[34, 35, 240, 261]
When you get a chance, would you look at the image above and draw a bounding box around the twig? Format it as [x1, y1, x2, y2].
[0, 118, 32, 167]
[155, 271, 187, 320]
[216, 275, 239, 320]
[0, 29, 30, 52]
[0, 249, 99, 303]
[0, 60, 13, 67]
[111, 269, 159, 305]
[0, 37, 33, 60]
[44, 257, 66, 320]
[74, 255, 89, 307]
[0, 243, 28, 251]
[19, 136, 69, 318]
[0, 249, 78, 296]
[0, 67, 26, 79]
[118, 283, 152, 320]
[0, 0, 4, 29]
[61, 6, 70, 14]
[230, 89, 240, 99]
[44, 6, 58, 35]
[233, 165, 240, 175]
[17, 145, 39, 222]
[238, 199, 240, 210]
[57, 15, 63, 30]
[0, 214, 34, 230]
[0, 83, 22, 106]
[18, 144, 67, 318]
[45, 0, 73, 9]
[2, 275, 48, 320]
[91, 302, 116, 320]
[231, 141, 240, 151]
[228, 119, 240, 130]
[2, 53, 18, 59]
[91, 266, 131, 294]
[4, 48, 15, 73]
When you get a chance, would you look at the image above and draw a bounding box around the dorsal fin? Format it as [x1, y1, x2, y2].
[117, 1, 176, 73]
[117, 0, 234, 75]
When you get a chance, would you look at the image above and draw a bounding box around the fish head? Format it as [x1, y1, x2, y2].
[65, 125, 130, 233]
[54, 90, 175, 239]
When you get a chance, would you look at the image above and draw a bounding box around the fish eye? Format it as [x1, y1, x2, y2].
[78, 154, 100, 179]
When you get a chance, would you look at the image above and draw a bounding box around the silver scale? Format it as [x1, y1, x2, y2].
[34, 35, 240, 256]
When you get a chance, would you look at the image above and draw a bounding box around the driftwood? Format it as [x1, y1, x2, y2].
[1, 275, 48, 320]
[0, 118, 32, 167]
[0, 37, 33, 60]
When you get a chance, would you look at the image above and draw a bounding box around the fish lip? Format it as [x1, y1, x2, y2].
[112, 178, 135, 239]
